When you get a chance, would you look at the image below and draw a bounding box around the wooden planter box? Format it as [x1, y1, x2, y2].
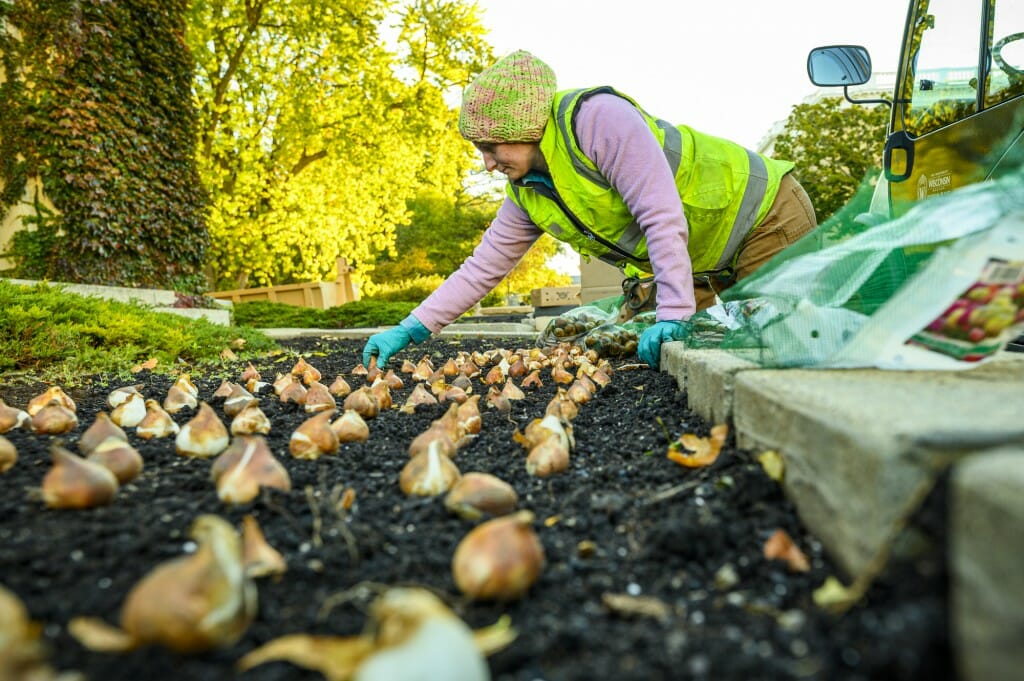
[210, 258, 358, 309]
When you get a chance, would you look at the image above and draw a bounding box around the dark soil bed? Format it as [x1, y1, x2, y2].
[0, 336, 952, 681]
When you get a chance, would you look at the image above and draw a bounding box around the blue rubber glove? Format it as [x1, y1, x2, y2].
[362, 314, 431, 367]
[637, 320, 689, 369]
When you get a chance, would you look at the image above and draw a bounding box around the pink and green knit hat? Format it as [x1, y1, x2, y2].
[459, 50, 557, 143]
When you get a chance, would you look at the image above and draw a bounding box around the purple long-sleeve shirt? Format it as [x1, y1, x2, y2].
[411, 92, 695, 333]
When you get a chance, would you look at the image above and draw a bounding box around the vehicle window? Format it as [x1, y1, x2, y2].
[985, 0, 1024, 106]
[904, 0, 983, 137]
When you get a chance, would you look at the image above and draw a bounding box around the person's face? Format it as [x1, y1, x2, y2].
[474, 142, 541, 181]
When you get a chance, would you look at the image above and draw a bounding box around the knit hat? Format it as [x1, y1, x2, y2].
[459, 50, 557, 143]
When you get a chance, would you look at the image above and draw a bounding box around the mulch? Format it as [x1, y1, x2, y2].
[0, 336, 952, 680]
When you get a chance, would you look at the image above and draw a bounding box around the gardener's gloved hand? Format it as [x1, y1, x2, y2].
[637, 320, 688, 369]
[362, 315, 431, 367]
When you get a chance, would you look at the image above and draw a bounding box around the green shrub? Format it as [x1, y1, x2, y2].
[231, 299, 415, 329]
[360, 274, 445, 302]
[0, 281, 277, 383]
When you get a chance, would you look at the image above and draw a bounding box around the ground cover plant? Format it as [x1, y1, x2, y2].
[0, 336, 951, 681]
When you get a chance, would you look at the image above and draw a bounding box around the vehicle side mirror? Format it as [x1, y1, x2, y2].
[807, 45, 872, 87]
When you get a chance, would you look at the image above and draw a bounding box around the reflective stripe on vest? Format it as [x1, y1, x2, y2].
[712, 149, 768, 272]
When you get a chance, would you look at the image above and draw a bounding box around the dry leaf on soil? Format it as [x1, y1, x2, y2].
[666, 424, 728, 468]
[763, 529, 810, 573]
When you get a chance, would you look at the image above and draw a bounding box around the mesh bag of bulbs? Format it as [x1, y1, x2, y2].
[536, 295, 656, 360]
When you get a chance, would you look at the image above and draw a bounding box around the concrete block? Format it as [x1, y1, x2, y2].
[660, 341, 688, 390]
[732, 356, 1024, 578]
[951, 448, 1024, 681]
[681, 349, 758, 424]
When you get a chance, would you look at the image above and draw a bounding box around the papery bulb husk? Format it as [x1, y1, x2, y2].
[279, 381, 308, 406]
[369, 380, 392, 410]
[400, 442, 461, 497]
[330, 409, 370, 443]
[136, 400, 180, 440]
[230, 403, 272, 436]
[176, 402, 230, 458]
[461, 359, 481, 379]
[500, 380, 525, 401]
[79, 411, 128, 454]
[31, 404, 79, 434]
[441, 358, 459, 377]
[343, 386, 379, 419]
[212, 436, 291, 504]
[242, 515, 287, 578]
[224, 384, 258, 418]
[520, 414, 574, 451]
[551, 365, 574, 385]
[273, 372, 295, 396]
[27, 386, 76, 416]
[545, 389, 578, 421]
[411, 359, 434, 382]
[0, 399, 30, 434]
[578, 374, 598, 394]
[328, 375, 352, 397]
[566, 380, 592, 404]
[408, 424, 457, 460]
[303, 381, 337, 413]
[485, 387, 510, 414]
[452, 510, 545, 601]
[400, 358, 417, 374]
[213, 380, 235, 399]
[87, 436, 144, 484]
[163, 384, 198, 414]
[451, 374, 473, 393]
[106, 385, 142, 410]
[444, 472, 518, 521]
[42, 444, 119, 509]
[350, 362, 369, 376]
[589, 368, 612, 389]
[382, 369, 404, 390]
[444, 385, 468, 404]
[70, 514, 257, 654]
[174, 374, 199, 398]
[289, 410, 339, 460]
[240, 362, 261, 383]
[526, 438, 571, 477]
[110, 392, 147, 428]
[482, 365, 505, 386]
[457, 395, 482, 437]
[400, 383, 438, 414]
[520, 370, 543, 389]
[0, 435, 17, 473]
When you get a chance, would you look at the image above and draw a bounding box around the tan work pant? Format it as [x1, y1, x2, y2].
[693, 173, 818, 310]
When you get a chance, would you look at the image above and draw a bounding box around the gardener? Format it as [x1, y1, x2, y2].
[362, 50, 817, 369]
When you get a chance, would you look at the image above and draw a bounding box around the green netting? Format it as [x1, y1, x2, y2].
[682, 167, 1024, 370]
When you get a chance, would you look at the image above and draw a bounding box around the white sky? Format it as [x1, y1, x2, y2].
[473, 0, 909, 148]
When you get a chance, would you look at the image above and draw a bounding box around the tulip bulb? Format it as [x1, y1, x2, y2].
[240, 362, 261, 383]
[68, 514, 257, 653]
[107, 385, 143, 409]
[408, 424, 458, 460]
[369, 380, 392, 410]
[330, 409, 370, 443]
[0, 399, 30, 434]
[31, 404, 79, 434]
[520, 370, 543, 389]
[302, 381, 336, 413]
[230, 402, 272, 435]
[383, 370, 404, 390]
[525, 438, 571, 477]
[291, 357, 321, 384]
[452, 510, 544, 601]
[485, 386, 510, 414]
[213, 380, 235, 399]
[289, 410, 339, 460]
[136, 399, 180, 439]
[242, 515, 287, 578]
[223, 384, 258, 418]
[400, 441, 461, 497]
[176, 402, 230, 458]
[444, 472, 518, 521]
[545, 388, 578, 421]
[411, 359, 434, 382]
[273, 372, 295, 395]
[0, 435, 16, 473]
[163, 383, 197, 414]
[87, 436, 144, 484]
[279, 380, 308, 405]
[0, 584, 65, 680]
[42, 444, 119, 509]
[400, 383, 438, 414]
[212, 436, 291, 505]
[500, 380, 525, 401]
[79, 411, 128, 453]
[108, 391, 146, 428]
[566, 379, 593, 404]
[27, 386, 76, 416]
[343, 386, 379, 419]
[457, 395, 482, 438]
[328, 375, 352, 397]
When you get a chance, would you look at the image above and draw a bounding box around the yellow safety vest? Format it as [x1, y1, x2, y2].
[506, 87, 793, 274]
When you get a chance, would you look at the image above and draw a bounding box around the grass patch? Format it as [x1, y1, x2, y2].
[0, 281, 279, 384]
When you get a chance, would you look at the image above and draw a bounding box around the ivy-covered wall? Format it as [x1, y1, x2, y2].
[0, 0, 208, 291]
